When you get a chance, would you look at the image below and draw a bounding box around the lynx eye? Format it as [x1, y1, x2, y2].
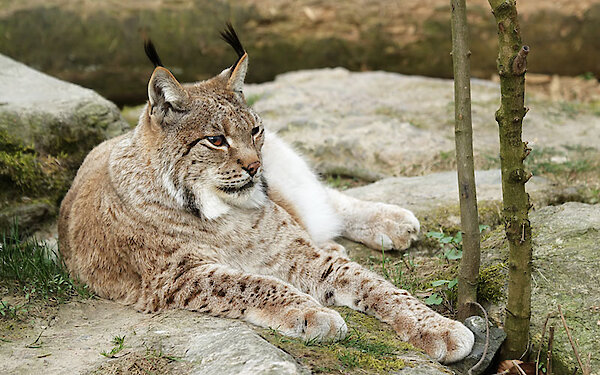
[251, 126, 260, 136]
[206, 135, 227, 147]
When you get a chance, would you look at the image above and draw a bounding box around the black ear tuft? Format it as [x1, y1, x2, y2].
[144, 38, 163, 68]
[220, 22, 246, 67]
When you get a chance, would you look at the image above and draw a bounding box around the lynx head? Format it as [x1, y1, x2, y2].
[142, 24, 266, 220]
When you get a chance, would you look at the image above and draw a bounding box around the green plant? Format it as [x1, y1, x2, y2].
[0, 300, 26, 320]
[426, 224, 489, 261]
[101, 335, 126, 358]
[424, 225, 489, 306]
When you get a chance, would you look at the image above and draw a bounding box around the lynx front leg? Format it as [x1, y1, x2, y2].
[138, 260, 347, 342]
[285, 250, 473, 363]
[327, 188, 420, 251]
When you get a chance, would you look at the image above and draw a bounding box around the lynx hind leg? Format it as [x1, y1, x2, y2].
[327, 188, 420, 250]
[144, 262, 347, 342]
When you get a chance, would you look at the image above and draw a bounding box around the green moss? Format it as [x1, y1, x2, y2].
[259, 307, 415, 374]
[477, 263, 506, 303]
[0, 128, 72, 233]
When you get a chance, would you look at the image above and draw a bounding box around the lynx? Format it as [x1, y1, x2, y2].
[58, 25, 474, 363]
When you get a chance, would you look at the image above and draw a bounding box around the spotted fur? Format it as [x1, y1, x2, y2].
[58, 27, 473, 363]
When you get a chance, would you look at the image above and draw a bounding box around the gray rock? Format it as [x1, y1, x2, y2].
[0, 299, 307, 375]
[0, 53, 129, 232]
[0, 53, 128, 158]
[344, 169, 554, 215]
[481, 202, 600, 375]
[0, 201, 55, 236]
[186, 325, 308, 375]
[245, 68, 600, 179]
[449, 316, 506, 375]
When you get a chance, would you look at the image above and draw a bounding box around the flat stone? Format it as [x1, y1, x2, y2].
[0, 300, 307, 375]
[245, 68, 600, 179]
[343, 169, 554, 215]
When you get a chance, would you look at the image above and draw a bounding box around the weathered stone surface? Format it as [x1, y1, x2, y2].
[245, 69, 600, 179]
[0, 300, 307, 375]
[481, 203, 600, 375]
[449, 316, 506, 375]
[0, 53, 129, 232]
[0, 54, 128, 161]
[344, 169, 553, 215]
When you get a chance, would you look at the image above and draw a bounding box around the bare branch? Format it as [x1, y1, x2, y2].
[558, 304, 586, 374]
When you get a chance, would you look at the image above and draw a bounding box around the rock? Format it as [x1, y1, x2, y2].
[0, 299, 307, 375]
[0, 201, 56, 237]
[449, 316, 506, 375]
[245, 69, 600, 179]
[185, 323, 308, 375]
[342, 169, 558, 241]
[0, 53, 129, 233]
[344, 169, 554, 215]
[481, 202, 600, 375]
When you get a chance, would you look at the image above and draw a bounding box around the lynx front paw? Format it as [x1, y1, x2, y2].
[406, 319, 474, 364]
[281, 306, 348, 342]
[347, 202, 420, 251]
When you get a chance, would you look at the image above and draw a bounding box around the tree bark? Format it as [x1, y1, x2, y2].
[450, 0, 481, 321]
[487, 0, 532, 359]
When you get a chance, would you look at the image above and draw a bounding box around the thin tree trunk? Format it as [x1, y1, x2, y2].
[487, 0, 532, 359]
[450, 0, 480, 321]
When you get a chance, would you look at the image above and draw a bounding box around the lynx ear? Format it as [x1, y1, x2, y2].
[227, 53, 248, 93]
[220, 23, 248, 93]
[148, 67, 189, 123]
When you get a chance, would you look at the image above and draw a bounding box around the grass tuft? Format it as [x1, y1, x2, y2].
[0, 225, 93, 320]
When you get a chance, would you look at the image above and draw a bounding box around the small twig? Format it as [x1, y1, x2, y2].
[536, 313, 552, 372]
[36, 353, 52, 358]
[512, 45, 529, 75]
[513, 360, 527, 375]
[558, 305, 586, 373]
[467, 301, 490, 375]
[547, 325, 554, 375]
[585, 353, 591, 375]
[25, 327, 47, 349]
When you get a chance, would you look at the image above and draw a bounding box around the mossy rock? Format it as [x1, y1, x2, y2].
[481, 203, 600, 375]
[0, 53, 130, 233]
[259, 307, 450, 375]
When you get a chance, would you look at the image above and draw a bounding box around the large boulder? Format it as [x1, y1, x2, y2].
[245, 68, 600, 180]
[481, 203, 600, 375]
[0, 54, 129, 234]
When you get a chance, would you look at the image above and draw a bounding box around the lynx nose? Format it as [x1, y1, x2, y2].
[244, 161, 261, 177]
